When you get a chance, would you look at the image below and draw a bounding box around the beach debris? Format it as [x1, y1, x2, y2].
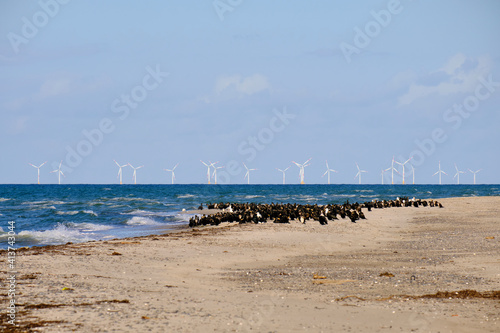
[485, 236, 495, 239]
[62, 287, 74, 291]
[379, 272, 395, 277]
[313, 274, 327, 279]
[110, 251, 122, 256]
[313, 279, 355, 285]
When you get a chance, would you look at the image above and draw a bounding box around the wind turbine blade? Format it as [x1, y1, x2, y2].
[173, 163, 179, 170]
[39, 161, 47, 168]
[284, 166, 290, 171]
[322, 170, 328, 177]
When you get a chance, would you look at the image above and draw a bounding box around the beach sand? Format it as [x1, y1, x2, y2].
[2, 196, 499, 332]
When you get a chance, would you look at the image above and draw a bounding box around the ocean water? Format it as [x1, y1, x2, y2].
[0, 184, 498, 249]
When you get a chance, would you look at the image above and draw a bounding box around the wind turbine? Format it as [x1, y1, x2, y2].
[243, 163, 257, 184]
[453, 164, 465, 184]
[387, 156, 400, 185]
[28, 161, 47, 184]
[411, 165, 415, 185]
[128, 163, 144, 184]
[395, 156, 412, 185]
[164, 163, 179, 184]
[322, 160, 338, 185]
[200, 160, 213, 184]
[114, 160, 128, 185]
[381, 167, 391, 185]
[354, 162, 367, 184]
[212, 164, 223, 184]
[292, 158, 312, 184]
[433, 161, 447, 185]
[276, 166, 290, 185]
[50, 160, 65, 185]
[468, 169, 481, 185]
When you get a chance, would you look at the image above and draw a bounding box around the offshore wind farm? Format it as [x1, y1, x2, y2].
[20, 157, 487, 185]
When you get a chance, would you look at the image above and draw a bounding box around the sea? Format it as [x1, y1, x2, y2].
[0, 184, 498, 249]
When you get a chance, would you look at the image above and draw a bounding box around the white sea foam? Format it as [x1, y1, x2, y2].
[83, 210, 98, 217]
[66, 222, 113, 232]
[56, 210, 79, 216]
[177, 194, 196, 199]
[122, 209, 155, 216]
[14, 224, 94, 245]
[125, 216, 161, 226]
[0, 198, 11, 202]
[243, 195, 265, 199]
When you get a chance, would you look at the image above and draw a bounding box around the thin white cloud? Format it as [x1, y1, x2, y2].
[215, 73, 271, 96]
[398, 54, 493, 106]
[38, 78, 72, 98]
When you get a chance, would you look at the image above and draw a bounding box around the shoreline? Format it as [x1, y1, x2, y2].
[1, 196, 499, 332]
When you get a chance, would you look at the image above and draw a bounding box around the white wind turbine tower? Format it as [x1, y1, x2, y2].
[50, 160, 65, 185]
[395, 156, 412, 185]
[388, 156, 400, 185]
[468, 169, 481, 185]
[164, 163, 179, 184]
[243, 163, 257, 184]
[276, 166, 290, 185]
[292, 158, 312, 184]
[29, 161, 47, 184]
[128, 163, 144, 184]
[200, 160, 213, 184]
[114, 160, 128, 185]
[453, 163, 465, 184]
[322, 160, 338, 185]
[411, 165, 415, 185]
[433, 161, 447, 185]
[354, 162, 367, 184]
[212, 164, 223, 184]
[381, 167, 391, 185]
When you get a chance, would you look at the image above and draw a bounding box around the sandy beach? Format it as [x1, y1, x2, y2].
[2, 196, 499, 332]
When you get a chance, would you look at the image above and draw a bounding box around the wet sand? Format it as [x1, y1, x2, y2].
[1, 196, 499, 332]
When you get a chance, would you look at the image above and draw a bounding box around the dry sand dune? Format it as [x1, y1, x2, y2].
[1, 196, 499, 332]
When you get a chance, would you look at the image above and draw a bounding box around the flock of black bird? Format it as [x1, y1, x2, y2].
[188, 197, 443, 227]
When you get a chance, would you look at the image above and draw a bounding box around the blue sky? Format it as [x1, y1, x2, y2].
[1, 0, 499, 184]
